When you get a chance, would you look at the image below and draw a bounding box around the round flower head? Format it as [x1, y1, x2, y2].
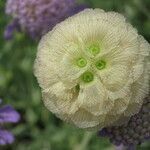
[34, 9, 150, 130]
[5, 0, 76, 38]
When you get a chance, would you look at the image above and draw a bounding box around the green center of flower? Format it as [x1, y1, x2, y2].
[95, 60, 106, 70]
[76, 57, 87, 68]
[75, 84, 80, 92]
[81, 71, 94, 83]
[88, 44, 100, 56]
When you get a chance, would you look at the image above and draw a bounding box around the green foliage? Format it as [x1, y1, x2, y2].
[0, 0, 149, 149]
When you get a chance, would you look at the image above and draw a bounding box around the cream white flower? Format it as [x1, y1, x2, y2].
[34, 9, 150, 130]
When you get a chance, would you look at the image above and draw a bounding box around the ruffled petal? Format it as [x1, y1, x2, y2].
[110, 95, 130, 115]
[58, 44, 89, 82]
[42, 82, 79, 115]
[78, 78, 114, 116]
[34, 35, 59, 89]
[69, 108, 102, 129]
[99, 65, 129, 91]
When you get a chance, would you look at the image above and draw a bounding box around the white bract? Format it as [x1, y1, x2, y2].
[34, 9, 150, 130]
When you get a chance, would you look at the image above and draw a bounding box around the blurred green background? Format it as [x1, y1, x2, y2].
[0, 0, 149, 149]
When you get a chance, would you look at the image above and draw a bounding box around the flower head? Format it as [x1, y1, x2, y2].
[5, 0, 84, 39]
[34, 9, 150, 130]
[0, 102, 20, 145]
[99, 96, 150, 148]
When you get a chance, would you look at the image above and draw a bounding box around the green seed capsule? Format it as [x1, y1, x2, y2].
[81, 71, 94, 83]
[88, 44, 100, 56]
[95, 60, 106, 70]
[76, 57, 87, 68]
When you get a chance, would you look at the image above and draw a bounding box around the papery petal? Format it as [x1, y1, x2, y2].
[78, 78, 114, 116]
[58, 44, 89, 82]
[110, 96, 130, 115]
[42, 82, 79, 115]
[99, 65, 129, 91]
[70, 108, 103, 129]
[108, 84, 131, 100]
[123, 67, 149, 116]
[34, 35, 59, 89]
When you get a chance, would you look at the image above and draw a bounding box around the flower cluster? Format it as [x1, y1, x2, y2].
[34, 9, 150, 130]
[5, 0, 84, 39]
[99, 96, 150, 149]
[0, 100, 20, 145]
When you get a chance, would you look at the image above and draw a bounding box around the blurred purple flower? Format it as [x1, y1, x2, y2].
[0, 102, 20, 145]
[4, 19, 20, 40]
[68, 4, 88, 16]
[0, 130, 14, 145]
[115, 145, 125, 150]
[115, 144, 136, 150]
[0, 105, 20, 123]
[5, 0, 86, 39]
[99, 96, 150, 149]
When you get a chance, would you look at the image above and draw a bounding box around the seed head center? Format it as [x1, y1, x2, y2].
[95, 60, 106, 70]
[81, 71, 94, 83]
[76, 57, 87, 68]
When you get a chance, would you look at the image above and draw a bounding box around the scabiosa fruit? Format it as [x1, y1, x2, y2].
[99, 96, 150, 149]
[5, 0, 79, 39]
[34, 9, 150, 130]
[0, 101, 20, 145]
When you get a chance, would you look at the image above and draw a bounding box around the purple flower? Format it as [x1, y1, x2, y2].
[4, 19, 20, 40]
[115, 145, 125, 150]
[0, 102, 20, 145]
[5, 0, 86, 39]
[99, 96, 150, 149]
[0, 105, 20, 123]
[116, 144, 136, 150]
[0, 130, 14, 145]
[115, 144, 136, 150]
[68, 4, 88, 16]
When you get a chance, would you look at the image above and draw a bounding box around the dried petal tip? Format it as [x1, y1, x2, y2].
[34, 9, 150, 130]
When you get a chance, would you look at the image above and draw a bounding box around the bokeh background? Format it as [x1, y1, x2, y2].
[0, 0, 149, 149]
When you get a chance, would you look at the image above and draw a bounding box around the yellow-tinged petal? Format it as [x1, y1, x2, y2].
[78, 78, 114, 116]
